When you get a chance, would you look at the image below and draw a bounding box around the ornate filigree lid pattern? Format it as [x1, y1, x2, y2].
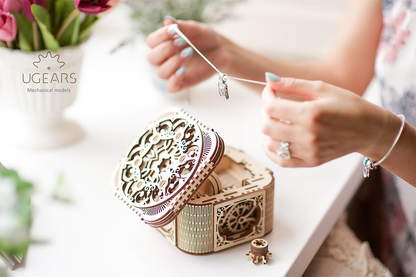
[114, 108, 224, 228]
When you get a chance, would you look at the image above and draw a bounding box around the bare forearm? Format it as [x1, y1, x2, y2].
[221, 0, 382, 95]
[376, 123, 416, 186]
[363, 109, 416, 186]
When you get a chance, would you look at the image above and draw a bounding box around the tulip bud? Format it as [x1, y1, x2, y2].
[0, 0, 23, 13]
[0, 11, 17, 42]
[74, 0, 112, 15]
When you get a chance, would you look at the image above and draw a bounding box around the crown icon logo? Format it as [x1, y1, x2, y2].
[33, 51, 65, 70]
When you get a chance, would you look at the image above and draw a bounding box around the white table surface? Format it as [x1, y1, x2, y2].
[0, 2, 370, 276]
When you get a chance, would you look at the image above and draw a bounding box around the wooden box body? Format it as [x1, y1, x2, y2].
[158, 147, 274, 254]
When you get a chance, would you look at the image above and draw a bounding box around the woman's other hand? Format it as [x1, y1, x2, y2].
[261, 72, 397, 168]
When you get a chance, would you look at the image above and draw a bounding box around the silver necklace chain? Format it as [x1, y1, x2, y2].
[170, 24, 267, 99]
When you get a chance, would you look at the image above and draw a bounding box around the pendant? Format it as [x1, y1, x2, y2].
[218, 73, 229, 100]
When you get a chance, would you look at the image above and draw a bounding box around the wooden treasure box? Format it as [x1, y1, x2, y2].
[113, 108, 274, 254]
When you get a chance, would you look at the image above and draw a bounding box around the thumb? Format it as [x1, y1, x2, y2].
[265, 72, 325, 101]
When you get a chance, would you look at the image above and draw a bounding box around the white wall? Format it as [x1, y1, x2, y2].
[214, 0, 351, 60]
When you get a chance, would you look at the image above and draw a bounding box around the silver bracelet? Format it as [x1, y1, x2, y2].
[363, 114, 406, 178]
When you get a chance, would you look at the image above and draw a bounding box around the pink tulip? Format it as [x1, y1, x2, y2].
[74, 0, 112, 15]
[0, 11, 17, 41]
[22, 0, 46, 21]
[0, 0, 22, 13]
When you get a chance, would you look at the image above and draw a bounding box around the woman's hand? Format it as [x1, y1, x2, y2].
[261, 73, 399, 168]
[146, 17, 232, 92]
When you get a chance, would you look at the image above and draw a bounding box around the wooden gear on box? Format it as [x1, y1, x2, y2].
[113, 108, 274, 254]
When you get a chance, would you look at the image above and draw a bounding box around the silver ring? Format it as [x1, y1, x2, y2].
[277, 141, 291, 159]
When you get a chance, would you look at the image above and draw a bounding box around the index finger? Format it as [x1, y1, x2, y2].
[146, 25, 174, 49]
[262, 85, 304, 123]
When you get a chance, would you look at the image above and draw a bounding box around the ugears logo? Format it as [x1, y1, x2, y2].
[22, 51, 77, 92]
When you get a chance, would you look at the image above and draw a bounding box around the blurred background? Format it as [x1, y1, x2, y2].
[114, 0, 350, 59]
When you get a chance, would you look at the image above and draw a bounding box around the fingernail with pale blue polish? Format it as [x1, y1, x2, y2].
[180, 47, 193, 58]
[167, 24, 177, 35]
[175, 66, 185, 77]
[164, 15, 177, 22]
[174, 37, 186, 47]
[265, 72, 280, 82]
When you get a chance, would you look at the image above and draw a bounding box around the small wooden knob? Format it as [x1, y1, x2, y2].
[250, 239, 269, 256]
[246, 239, 272, 265]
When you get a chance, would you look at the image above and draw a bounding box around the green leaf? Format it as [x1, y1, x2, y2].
[0, 167, 18, 178]
[32, 4, 60, 51]
[56, 1, 79, 45]
[0, 168, 33, 198]
[52, 173, 71, 203]
[32, 5, 51, 31]
[16, 180, 34, 193]
[53, 0, 66, 34]
[62, 0, 76, 21]
[79, 15, 98, 42]
[59, 13, 80, 46]
[45, 0, 54, 13]
[80, 15, 98, 31]
[12, 12, 34, 52]
[0, 166, 33, 259]
[0, 238, 30, 256]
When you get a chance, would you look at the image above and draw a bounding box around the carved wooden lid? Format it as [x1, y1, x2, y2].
[113, 108, 224, 228]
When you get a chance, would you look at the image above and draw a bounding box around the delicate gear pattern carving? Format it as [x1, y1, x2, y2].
[119, 117, 203, 208]
[216, 193, 264, 249]
[224, 202, 257, 233]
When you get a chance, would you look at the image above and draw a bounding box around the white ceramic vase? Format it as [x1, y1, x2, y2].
[0, 45, 85, 149]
